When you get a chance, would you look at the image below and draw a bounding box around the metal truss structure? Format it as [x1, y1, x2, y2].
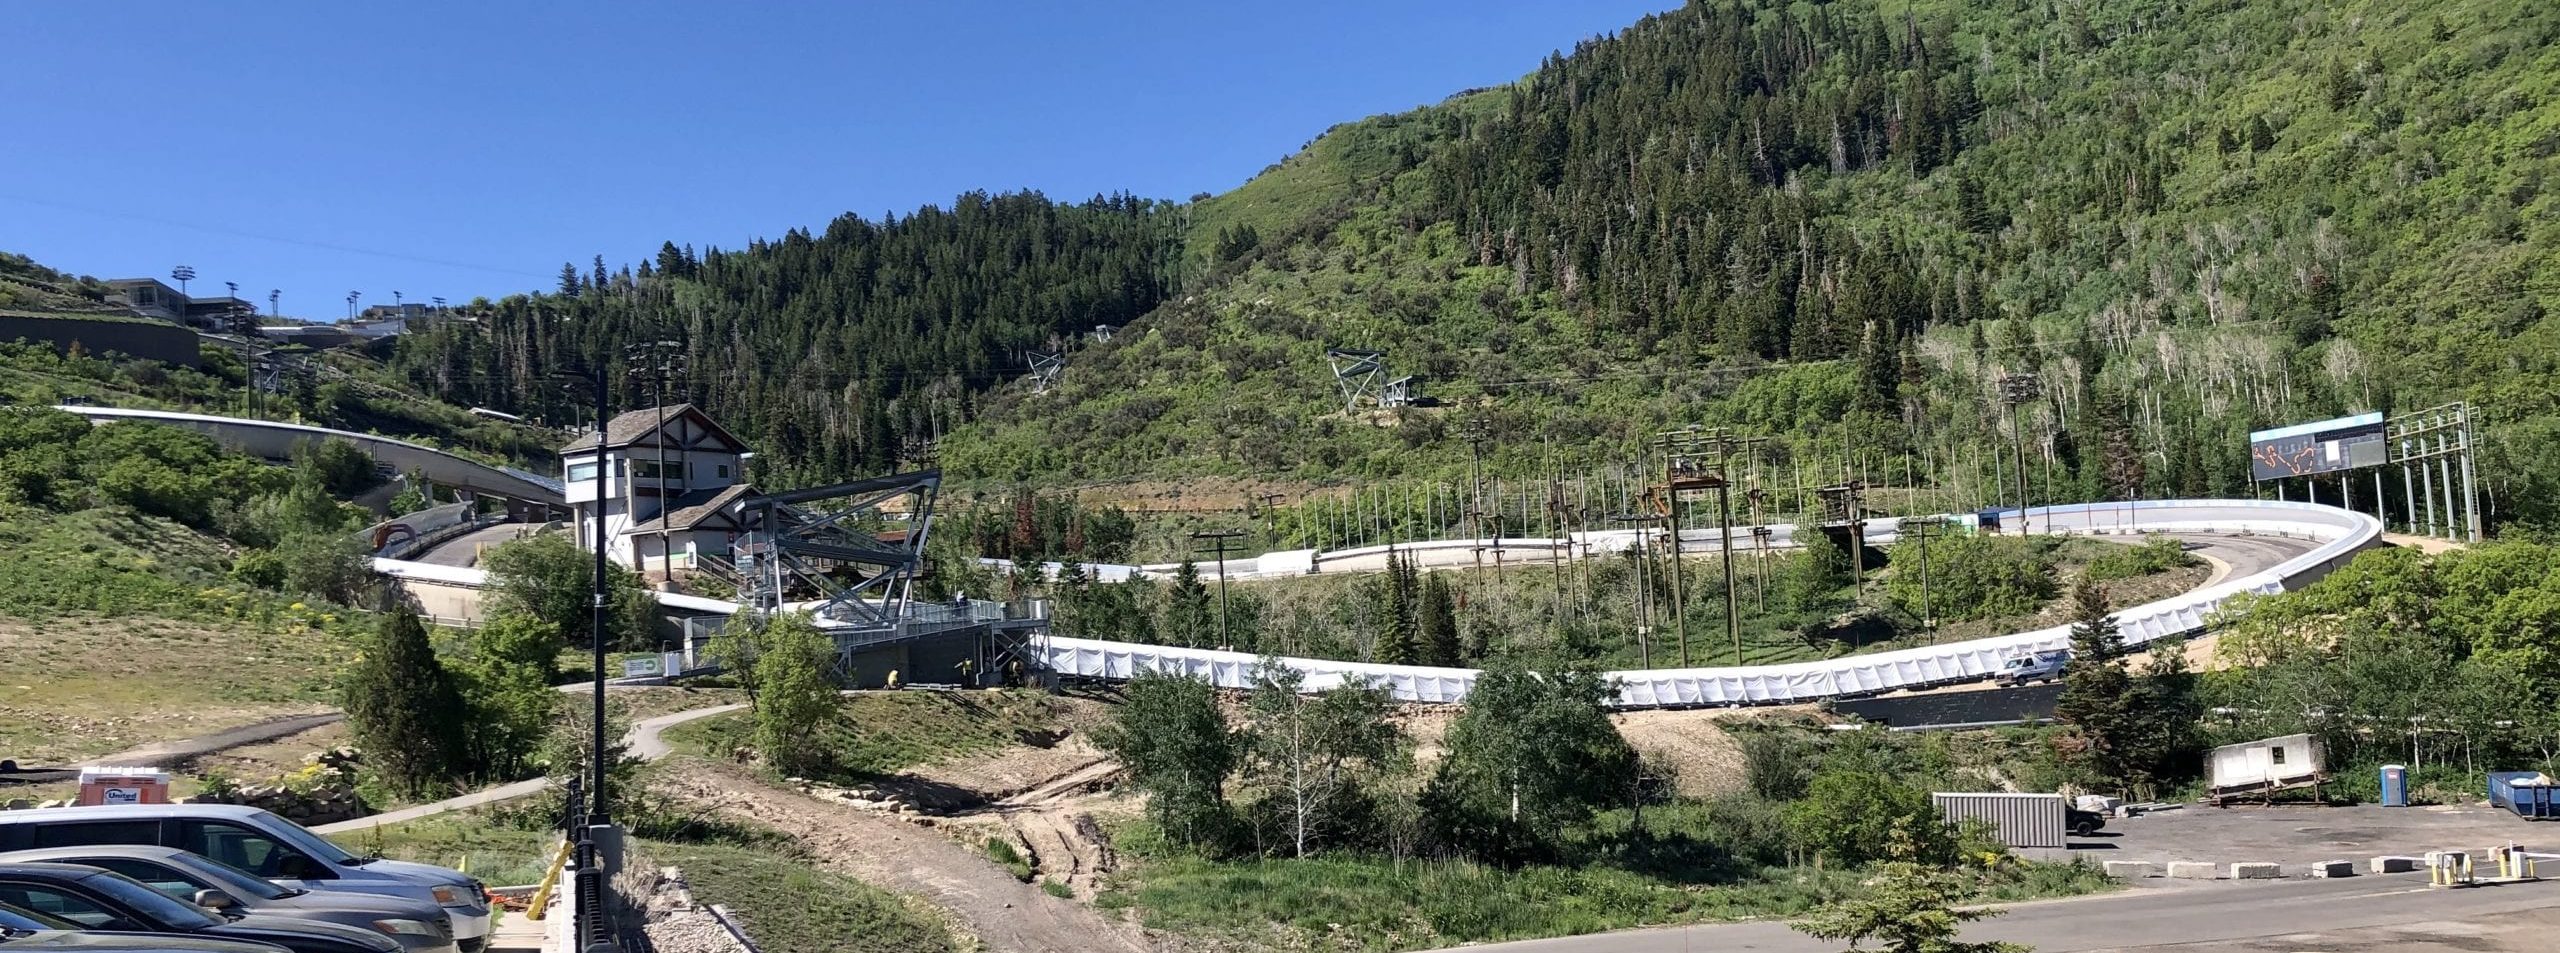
[1325, 347, 1388, 414]
[737, 469, 939, 628]
[1027, 351, 1064, 394]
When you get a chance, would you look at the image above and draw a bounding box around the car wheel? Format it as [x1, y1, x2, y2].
[2073, 820, 2099, 837]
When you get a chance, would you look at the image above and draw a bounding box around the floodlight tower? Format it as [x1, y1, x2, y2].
[170, 265, 195, 297]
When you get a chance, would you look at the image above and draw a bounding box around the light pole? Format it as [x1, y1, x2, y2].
[345, 291, 360, 320]
[225, 281, 237, 302]
[1998, 373, 2042, 535]
[549, 365, 612, 823]
[170, 265, 194, 298]
[268, 290, 280, 318]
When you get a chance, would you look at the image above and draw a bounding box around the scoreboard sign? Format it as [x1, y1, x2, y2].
[2249, 412, 2386, 481]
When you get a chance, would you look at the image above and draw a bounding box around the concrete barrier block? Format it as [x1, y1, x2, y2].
[2309, 860, 2356, 878]
[2230, 862, 2284, 879]
[2103, 861, 2159, 879]
[2167, 861, 2219, 879]
[2371, 855, 2421, 874]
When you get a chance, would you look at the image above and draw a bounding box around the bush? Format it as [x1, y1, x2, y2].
[1886, 533, 2056, 623]
[1784, 765, 1952, 868]
[230, 548, 289, 590]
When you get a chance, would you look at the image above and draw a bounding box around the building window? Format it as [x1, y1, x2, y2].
[2271, 747, 2287, 765]
[567, 462, 599, 483]
[717, 464, 730, 479]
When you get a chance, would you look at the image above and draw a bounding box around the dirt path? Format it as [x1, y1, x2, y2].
[655, 759, 1151, 953]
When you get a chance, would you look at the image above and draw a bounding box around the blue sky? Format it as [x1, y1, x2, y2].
[2, 1, 1672, 319]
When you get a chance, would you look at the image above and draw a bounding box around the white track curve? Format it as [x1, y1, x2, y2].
[379, 499, 2380, 709]
[1033, 500, 2382, 707]
[57, 405, 564, 504]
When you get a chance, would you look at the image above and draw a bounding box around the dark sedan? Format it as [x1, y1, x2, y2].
[0, 849, 451, 953]
[0, 865, 393, 953]
[0, 900, 288, 952]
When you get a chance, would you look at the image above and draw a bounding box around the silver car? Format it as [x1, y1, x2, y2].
[0, 850, 453, 953]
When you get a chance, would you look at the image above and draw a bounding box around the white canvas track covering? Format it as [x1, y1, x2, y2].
[1032, 500, 2381, 708]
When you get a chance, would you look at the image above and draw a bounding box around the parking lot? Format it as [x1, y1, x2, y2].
[2066, 803, 2552, 870]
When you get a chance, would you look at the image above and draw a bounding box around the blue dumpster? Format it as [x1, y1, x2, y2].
[2489, 771, 2559, 820]
[2379, 764, 2407, 807]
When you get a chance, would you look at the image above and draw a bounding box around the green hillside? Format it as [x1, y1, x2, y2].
[941, 0, 2560, 523]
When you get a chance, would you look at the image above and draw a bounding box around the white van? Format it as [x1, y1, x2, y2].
[0, 805, 489, 953]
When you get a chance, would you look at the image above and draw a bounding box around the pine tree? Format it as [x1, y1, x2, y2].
[2056, 580, 2137, 788]
[342, 608, 468, 798]
[1420, 573, 1462, 666]
[1377, 551, 1422, 664]
[1165, 560, 1211, 648]
[1793, 816, 2027, 953]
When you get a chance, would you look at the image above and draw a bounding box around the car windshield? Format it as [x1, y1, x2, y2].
[77, 872, 224, 931]
[0, 901, 77, 932]
[253, 814, 363, 866]
[161, 853, 294, 901]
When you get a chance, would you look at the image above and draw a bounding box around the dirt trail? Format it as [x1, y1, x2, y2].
[656, 759, 1150, 953]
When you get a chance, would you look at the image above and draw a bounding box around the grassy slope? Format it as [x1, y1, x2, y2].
[0, 505, 352, 765]
[345, 812, 960, 953]
[663, 689, 1071, 783]
[945, 0, 2560, 502]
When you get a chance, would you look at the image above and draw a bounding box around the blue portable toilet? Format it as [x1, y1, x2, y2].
[2380, 764, 2408, 807]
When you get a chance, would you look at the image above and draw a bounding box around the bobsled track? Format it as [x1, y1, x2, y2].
[375, 499, 2381, 709]
[1029, 499, 2382, 709]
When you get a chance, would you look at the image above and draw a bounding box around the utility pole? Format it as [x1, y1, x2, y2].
[1254, 493, 1288, 548]
[625, 339, 687, 578]
[1190, 530, 1245, 647]
[1999, 372, 2041, 535]
[1462, 416, 1492, 574]
[1745, 487, 1771, 613]
[1897, 517, 1951, 643]
[1611, 511, 1663, 668]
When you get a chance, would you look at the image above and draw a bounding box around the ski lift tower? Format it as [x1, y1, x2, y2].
[1325, 347, 1388, 414]
[1027, 351, 1064, 395]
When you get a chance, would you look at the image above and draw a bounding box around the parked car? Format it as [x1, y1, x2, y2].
[0, 863, 393, 953]
[2064, 807, 2108, 837]
[0, 808, 486, 953]
[1995, 649, 2071, 686]
[1, 901, 290, 952]
[0, 849, 452, 953]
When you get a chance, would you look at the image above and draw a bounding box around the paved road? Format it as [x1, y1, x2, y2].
[1443, 875, 2558, 953]
[312, 702, 742, 834]
[414, 522, 536, 568]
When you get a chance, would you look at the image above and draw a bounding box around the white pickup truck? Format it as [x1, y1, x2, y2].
[1996, 649, 2071, 686]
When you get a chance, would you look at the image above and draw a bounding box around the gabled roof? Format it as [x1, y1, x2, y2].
[623, 483, 755, 536]
[559, 403, 749, 455]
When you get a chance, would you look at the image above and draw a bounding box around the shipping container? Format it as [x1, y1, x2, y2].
[2205, 734, 2325, 803]
[2488, 771, 2559, 820]
[1934, 792, 2066, 849]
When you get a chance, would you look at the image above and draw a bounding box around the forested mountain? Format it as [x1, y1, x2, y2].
[389, 0, 2558, 525]
[947, 0, 2560, 525]
[389, 192, 1177, 487]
